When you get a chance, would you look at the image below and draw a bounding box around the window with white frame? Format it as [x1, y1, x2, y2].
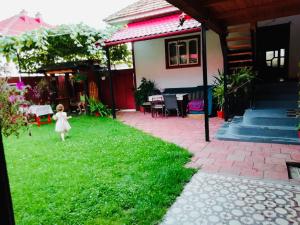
[165, 35, 200, 69]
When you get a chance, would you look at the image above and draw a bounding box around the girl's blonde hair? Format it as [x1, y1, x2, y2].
[56, 104, 64, 112]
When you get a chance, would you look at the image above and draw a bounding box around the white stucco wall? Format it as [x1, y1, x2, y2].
[258, 15, 300, 78]
[134, 31, 223, 90]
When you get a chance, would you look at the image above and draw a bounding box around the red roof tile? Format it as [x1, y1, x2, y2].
[105, 13, 201, 46]
[104, 0, 177, 24]
[0, 10, 52, 36]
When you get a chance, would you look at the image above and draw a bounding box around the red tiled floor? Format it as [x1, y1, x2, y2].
[118, 112, 300, 181]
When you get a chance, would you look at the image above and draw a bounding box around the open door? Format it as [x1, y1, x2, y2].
[256, 23, 290, 82]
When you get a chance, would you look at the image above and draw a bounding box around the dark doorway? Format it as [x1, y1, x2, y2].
[256, 23, 290, 82]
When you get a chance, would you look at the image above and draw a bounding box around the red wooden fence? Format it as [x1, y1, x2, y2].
[100, 69, 136, 110]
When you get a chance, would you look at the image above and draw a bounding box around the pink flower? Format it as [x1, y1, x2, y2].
[8, 95, 16, 103]
[16, 82, 25, 91]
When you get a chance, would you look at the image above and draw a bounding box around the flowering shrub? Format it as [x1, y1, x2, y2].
[0, 79, 29, 137]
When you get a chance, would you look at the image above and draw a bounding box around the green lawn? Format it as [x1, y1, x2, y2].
[4, 116, 195, 225]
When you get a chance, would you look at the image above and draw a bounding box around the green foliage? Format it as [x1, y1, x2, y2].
[0, 24, 132, 72]
[4, 116, 195, 225]
[213, 67, 255, 110]
[212, 70, 225, 110]
[73, 73, 87, 82]
[229, 67, 256, 94]
[87, 97, 111, 117]
[0, 79, 28, 137]
[134, 78, 156, 106]
[110, 44, 132, 68]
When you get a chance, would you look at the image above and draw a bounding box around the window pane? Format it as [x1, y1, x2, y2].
[169, 42, 178, 66]
[280, 49, 285, 57]
[266, 51, 274, 60]
[189, 39, 198, 64]
[274, 50, 278, 57]
[272, 58, 278, 67]
[280, 57, 285, 67]
[266, 61, 271, 67]
[178, 41, 188, 65]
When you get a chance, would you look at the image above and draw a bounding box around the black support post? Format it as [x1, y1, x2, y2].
[220, 34, 229, 121]
[201, 24, 210, 142]
[0, 130, 15, 225]
[105, 47, 116, 119]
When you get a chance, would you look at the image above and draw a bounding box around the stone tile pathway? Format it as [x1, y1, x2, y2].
[118, 112, 300, 181]
[161, 172, 300, 225]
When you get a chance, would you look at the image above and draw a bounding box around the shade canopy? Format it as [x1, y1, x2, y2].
[166, 0, 300, 34]
[105, 13, 201, 46]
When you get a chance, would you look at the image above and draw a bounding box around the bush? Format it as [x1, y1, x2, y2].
[87, 97, 111, 117]
[134, 78, 156, 106]
[0, 79, 29, 137]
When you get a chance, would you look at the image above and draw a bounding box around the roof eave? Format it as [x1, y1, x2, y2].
[105, 27, 201, 46]
[104, 6, 180, 25]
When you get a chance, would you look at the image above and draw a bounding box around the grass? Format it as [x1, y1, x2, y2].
[4, 116, 195, 225]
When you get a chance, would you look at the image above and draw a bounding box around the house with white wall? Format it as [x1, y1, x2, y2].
[105, 0, 300, 144]
[104, 0, 223, 91]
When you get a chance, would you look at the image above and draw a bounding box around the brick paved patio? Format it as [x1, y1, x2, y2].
[118, 112, 300, 181]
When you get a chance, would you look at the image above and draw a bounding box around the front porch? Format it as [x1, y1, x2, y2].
[118, 111, 300, 181]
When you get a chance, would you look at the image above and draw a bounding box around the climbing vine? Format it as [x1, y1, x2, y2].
[0, 24, 131, 72]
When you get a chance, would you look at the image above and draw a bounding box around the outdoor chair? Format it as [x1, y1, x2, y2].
[142, 101, 151, 114]
[150, 96, 164, 117]
[163, 94, 179, 117]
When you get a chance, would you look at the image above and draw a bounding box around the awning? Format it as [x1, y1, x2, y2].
[105, 13, 201, 46]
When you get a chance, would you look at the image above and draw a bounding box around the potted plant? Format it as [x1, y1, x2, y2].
[87, 97, 111, 117]
[134, 77, 156, 112]
[213, 70, 225, 118]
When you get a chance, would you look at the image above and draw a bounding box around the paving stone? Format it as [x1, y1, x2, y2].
[161, 172, 300, 225]
[118, 112, 300, 181]
[227, 153, 246, 161]
[291, 153, 300, 161]
[264, 171, 289, 180]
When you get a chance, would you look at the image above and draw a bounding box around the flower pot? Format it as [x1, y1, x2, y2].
[95, 112, 100, 117]
[217, 110, 224, 119]
[139, 106, 145, 113]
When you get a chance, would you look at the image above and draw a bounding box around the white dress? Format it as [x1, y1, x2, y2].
[53, 112, 71, 133]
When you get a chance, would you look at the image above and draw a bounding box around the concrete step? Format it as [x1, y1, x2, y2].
[228, 123, 297, 138]
[256, 94, 298, 101]
[243, 109, 298, 127]
[254, 100, 298, 109]
[216, 124, 300, 145]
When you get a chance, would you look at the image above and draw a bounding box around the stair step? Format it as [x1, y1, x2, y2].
[255, 100, 298, 109]
[243, 109, 298, 127]
[228, 59, 253, 64]
[229, 66, 253, 70]
[228, 44, 252, 50]
[228, 26, 251, 33]
[228, 123, 297, 138]
[228, 52, 253, 57]
[226, 37, 251, 42]
[256, 93, 298, 101]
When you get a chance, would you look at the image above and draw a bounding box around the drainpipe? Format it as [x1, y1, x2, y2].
[105, 47, 116, 119]
[0, 129, 15, 225]
[201, 23, 210, 142]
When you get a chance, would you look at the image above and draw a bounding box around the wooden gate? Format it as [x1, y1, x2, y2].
[100, 69, 136, 110]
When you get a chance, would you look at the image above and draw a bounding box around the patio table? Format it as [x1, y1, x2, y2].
[28, 105, 54, 127]
[148, 94, 188, 117]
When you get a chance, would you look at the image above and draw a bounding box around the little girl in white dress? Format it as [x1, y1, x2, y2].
[53, 104, 72, 141]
